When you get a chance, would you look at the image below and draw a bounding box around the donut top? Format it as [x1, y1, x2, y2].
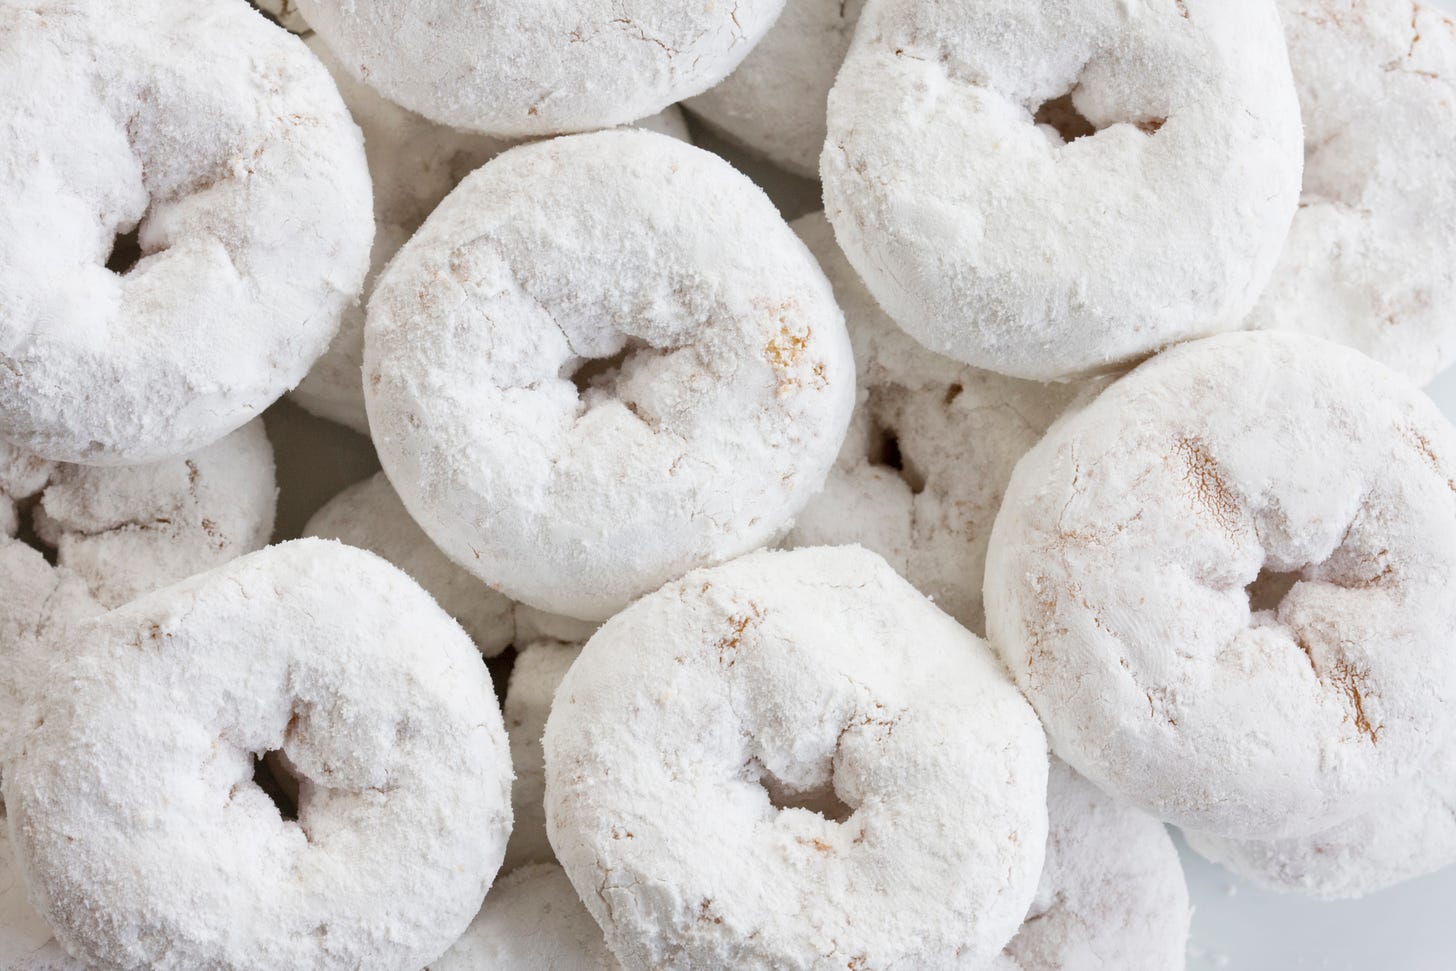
[0, 0, 372, 463]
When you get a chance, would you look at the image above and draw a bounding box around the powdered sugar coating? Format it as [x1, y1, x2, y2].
[985, 331, 1456, 839]
[1246, 0, 1456, 384]
[365, 130, 854, 621]
[686, 0, 865, 178]
[431, 864, 617, 971]
[290, 37, 693, 433]
[27, 421, 276, 608]
[3, 540, 511, 970]
[785, 213, 1076, 633]
[0, 809, 86, 971]
[1185, 739, 1456, 899]
[502, 640, 585, 873]
[1004, 761, 1190, 970]
[822, 0, 1303, 381]
[304, 473, 595, 658]
[294, 0, 783, 138]
[0, 0, 372, 464]
[545, 546, 1049, 969]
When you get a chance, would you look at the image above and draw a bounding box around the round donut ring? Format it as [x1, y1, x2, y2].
[2, 540, 511, 970]
[1003, 760, 1189, 970]
[304, 473, 596, 658]
[1246, 0, 1456, 385]
[0, 0, 372, 464]
[685, 0, 867, 178]
[822, 0, 1303, 381]
[433, 864, 618, 970]
[785, 213, 1077, 634]
[364, 130, 854, 621]
[985, 330, 1456, 840]
[290, 39, 693, 433]
[544, 545, 1049, 969]
[293, 0, 784, 138]
[1185, 738, 1456, 899]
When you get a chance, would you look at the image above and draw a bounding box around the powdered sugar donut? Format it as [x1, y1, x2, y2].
[3, 540, 511, 970]
[545, 546, 1048, 968]
[290, 39, 692, 433]
[502, 640, 585, 873]
[365, 131, 854, 621]
[1185, 738, 1456, 899]
[0, 0, 372, 464]
[822, 0, 1303, 381]
[1245, 0, 1456, 384]
[1004, 760, 1189, 970]
[686, 0, 865, 178]
[294, 0, 783, 137]
[985, 331, 1456, 839]
[785, 213, 1076, 633]
[304, 473, 595, 657]
[432, 864, 618, 970]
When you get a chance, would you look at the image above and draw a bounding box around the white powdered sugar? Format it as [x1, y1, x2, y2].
[545, 546, 1049, 969]
[3, 540, 512, 971]
[364, 130, 854, 621]
[0, 0, 372, 464]
[822, 0, 1304, 380]
[304, 473, 596, 657]
[986, 331, 1456, 839]
[294, 0, 784, 137]
[784, 212, 1077, 634]
[1186, 736, 1456, 899]
[1246, 0, 1456, 384]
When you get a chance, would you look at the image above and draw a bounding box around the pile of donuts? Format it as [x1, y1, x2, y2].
[2, 0, 1454, 967]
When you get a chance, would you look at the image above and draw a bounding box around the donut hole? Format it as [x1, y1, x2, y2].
[1032, 91, 1166, 144]
[868, 422, 926, 495]
[1246, 566, 1302, 614]
[759, 766, 854, 824]
[251, 750, 301, 823]
[13, 496, 56, 566]
[105, 224, 144, 276]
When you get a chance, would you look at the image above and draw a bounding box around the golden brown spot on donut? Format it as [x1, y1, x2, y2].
[796, 836, 834, 854]
[697, 899, 723, 925]
[1401, 424, 1456, 494]
[1332, 659, 1381, 745]
[1175, 0, 1189, 18]
[943, 383, 964, 406]
[715, 601, 764, 665]
[1172, 436, 1243, 536]
[1033, 92, 1097, 142]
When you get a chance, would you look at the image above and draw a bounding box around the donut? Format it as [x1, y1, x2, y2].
[1003, 760, 1189, 970]
[290, 38, 692, 434]
[19, 420, 276, 608]
[0, 0, 372, 464]
[502, 640, 586, 873]
[503, 627, 1187, 969]
[785, 213, 1077, 634]
[365, 130, 854, 621]
[431, 864, 618, 970]
[2, 540, 511, 970]
[821, 0, 1304, 381]
[1184, 739, 1456, 899]
[1245, 0, 1456, 385]
[304, 473, 596, 658]
[984, 330, 1456, 839]
[685, 0, 866, 178]
[544, 545, 1049, 968]
[293, 0, 783, 137]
